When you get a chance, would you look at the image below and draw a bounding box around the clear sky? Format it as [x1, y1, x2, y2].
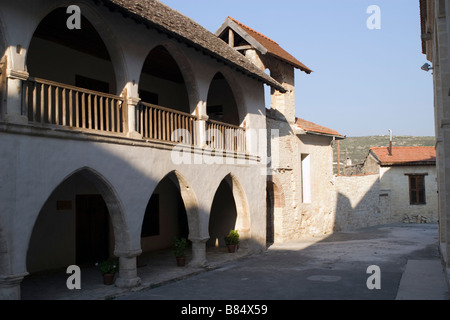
[160, 0, 434, 137]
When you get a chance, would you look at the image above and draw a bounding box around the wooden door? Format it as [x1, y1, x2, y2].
[76, 195, 109, 265]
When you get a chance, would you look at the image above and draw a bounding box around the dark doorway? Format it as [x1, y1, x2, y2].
[76, 195, 109, 265]
[266, 187, 274, 246]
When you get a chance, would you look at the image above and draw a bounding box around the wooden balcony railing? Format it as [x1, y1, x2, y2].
[206, 119, 246, 153]
[136, 102, 198, 146]
[23, 78, 126, 133]
[20, 78, 248, 154]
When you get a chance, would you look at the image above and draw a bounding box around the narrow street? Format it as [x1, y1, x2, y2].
[116, 223, 448, 301]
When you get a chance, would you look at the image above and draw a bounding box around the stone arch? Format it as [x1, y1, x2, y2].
[209, 173, 251, 247]
[154, 170, 200, 239]
[26, 166, 131, 273]
[25, 1, 128, 94]
[206, 68, 247, 126]
[138, 42, 199, 114]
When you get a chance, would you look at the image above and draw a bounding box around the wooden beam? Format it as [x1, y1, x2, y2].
[233, 45, 252, 51]
[228, 29, 234, 47]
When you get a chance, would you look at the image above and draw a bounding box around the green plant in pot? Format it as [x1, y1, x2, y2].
[173, 237, 188, 267]
[224, 230, 239, 253]
[96, 259, 119, 285]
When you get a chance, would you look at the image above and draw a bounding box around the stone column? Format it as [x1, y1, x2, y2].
[188, 237, 209, 268]
[196, 101, 209, 148]
[126, 96, 142, 139]
[114, 249, 142, 289]
[0, 272, 28, 300]
[4, 69, 28, 124]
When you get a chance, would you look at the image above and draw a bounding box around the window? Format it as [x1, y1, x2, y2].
[301, 154, 311, 203]
[408, 175, 426, 205]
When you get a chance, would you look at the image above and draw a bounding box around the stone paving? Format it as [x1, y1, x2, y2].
[21, 246, 250, 300]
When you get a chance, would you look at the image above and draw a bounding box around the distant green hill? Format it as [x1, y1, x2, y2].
[334, 136, 435, 171]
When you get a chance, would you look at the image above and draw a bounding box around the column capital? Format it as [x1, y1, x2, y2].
[188, 236, 209, 244]
[126, 96, 141, 105]
[198, 114, 209, 121]
[7, 69, 29, 81]
[114, 248, 142, 258]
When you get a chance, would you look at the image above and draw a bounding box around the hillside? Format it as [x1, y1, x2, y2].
[334, 135, 435, 169]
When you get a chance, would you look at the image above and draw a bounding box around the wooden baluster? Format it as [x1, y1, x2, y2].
[105, 98, 110, 132]
[31, 82, 36, 122]
[116, 100, 121, 132]
[47, 85, 53, 124]
[40, 83, 45, 124]
[138, 104, 143, 137]
[144, 105, 148, 138]
[162, 110, 166, 141]
[62, 88, 67, 126]
[87, 93, 92, 129]
[23, 81, 29, 121]
[55, 87, 59, 125]
[93, 95, 98, 130]
[184, 115, 188, 143]
[81, 92, 86, 129]
[170, 112, 174, 142]
[157, 109, 161, 141]
[98, 97, 103, 131]
[110, 99, 115, 132]
[147, 106, 151, 139]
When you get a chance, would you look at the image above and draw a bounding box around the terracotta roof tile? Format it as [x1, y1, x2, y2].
[296, 118, 345, 138]
[228, 17, 312, 74]
[370, 146, 436, 166]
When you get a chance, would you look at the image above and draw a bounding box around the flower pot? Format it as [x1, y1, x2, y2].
[227, 244, 237, 253]
[103, 273, 115, 285]
[176, 257, 186, 267]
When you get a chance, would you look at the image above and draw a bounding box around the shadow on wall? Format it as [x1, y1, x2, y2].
[332, 174, 391, 233]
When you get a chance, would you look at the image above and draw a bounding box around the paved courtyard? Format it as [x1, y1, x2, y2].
[21, 223, 448, 302]
[117, 223, 448, 301]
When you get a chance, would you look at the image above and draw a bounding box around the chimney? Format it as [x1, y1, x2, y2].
[388, 130, 393, 156]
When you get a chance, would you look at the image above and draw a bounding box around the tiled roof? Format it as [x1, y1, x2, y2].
[227, 17, 312, 74]
[370, 146, 436, 166]
[296, 118, 345, 138]
[96, 0, 286, 92]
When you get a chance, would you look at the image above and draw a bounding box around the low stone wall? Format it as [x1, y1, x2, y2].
[333, 174, 392, 232]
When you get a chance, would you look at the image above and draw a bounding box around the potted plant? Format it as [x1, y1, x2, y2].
[173, 237, 188, 267]
[224, 230, 239, 253]
[96, 259, 119, 285]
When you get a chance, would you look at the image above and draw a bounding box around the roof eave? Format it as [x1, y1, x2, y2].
[297, 129, 346, 140]
[97, 1, 286, 93]
[380, 161, 436, 167]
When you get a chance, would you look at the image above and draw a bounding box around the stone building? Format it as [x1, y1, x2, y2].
[216, 17, 346, 242]
[0, 0, 295, 299]
[363, 146, 438, 224]
[420, 0, 450, 286]
[0, 0, 350, 299]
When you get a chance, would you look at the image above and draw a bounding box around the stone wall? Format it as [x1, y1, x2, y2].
[379, 166, 438, 224]
[333, 174, 392, 232]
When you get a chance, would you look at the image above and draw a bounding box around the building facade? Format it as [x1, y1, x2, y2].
[420, 0, 450, 286]
[216, 17, 346, 242]
[363, 146, 438, 224]
[0, 0, 293, 299]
